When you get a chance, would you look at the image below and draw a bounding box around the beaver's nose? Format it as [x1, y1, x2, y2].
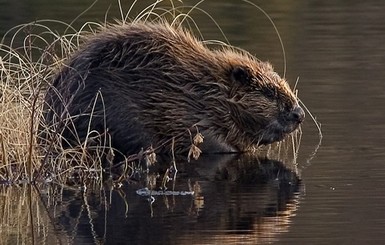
[289, 106, 305, 123]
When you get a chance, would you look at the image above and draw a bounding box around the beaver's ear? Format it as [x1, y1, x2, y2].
[231, 66, 252, 85]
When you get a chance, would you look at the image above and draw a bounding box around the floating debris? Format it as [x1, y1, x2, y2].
[136, 187, 194, 197]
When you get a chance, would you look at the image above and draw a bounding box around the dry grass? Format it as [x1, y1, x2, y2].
[0, 23, 57, 183]
[3, 20, 96, 181]
[0, 20, 113, 184]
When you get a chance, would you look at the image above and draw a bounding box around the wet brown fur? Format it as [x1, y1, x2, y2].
[43, 21, 303, 157]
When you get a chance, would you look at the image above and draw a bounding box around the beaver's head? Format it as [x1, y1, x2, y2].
[204, 50, 305, 150]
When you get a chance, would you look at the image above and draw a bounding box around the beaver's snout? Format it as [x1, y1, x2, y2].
[280, 105, 305, 134]
[258, 105, 304, 145]
[287, 106, 305, 124]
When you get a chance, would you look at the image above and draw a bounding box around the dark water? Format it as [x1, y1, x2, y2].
[1, 0, 385, 244]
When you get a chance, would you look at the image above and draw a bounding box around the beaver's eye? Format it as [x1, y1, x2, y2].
[264, 89, 276, 99]
[231, 66, 251, 85]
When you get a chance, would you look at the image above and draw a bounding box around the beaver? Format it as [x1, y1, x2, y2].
[42, 21, 304, 158]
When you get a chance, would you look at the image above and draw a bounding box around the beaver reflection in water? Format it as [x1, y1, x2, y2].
[43, 21, 304, 156]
